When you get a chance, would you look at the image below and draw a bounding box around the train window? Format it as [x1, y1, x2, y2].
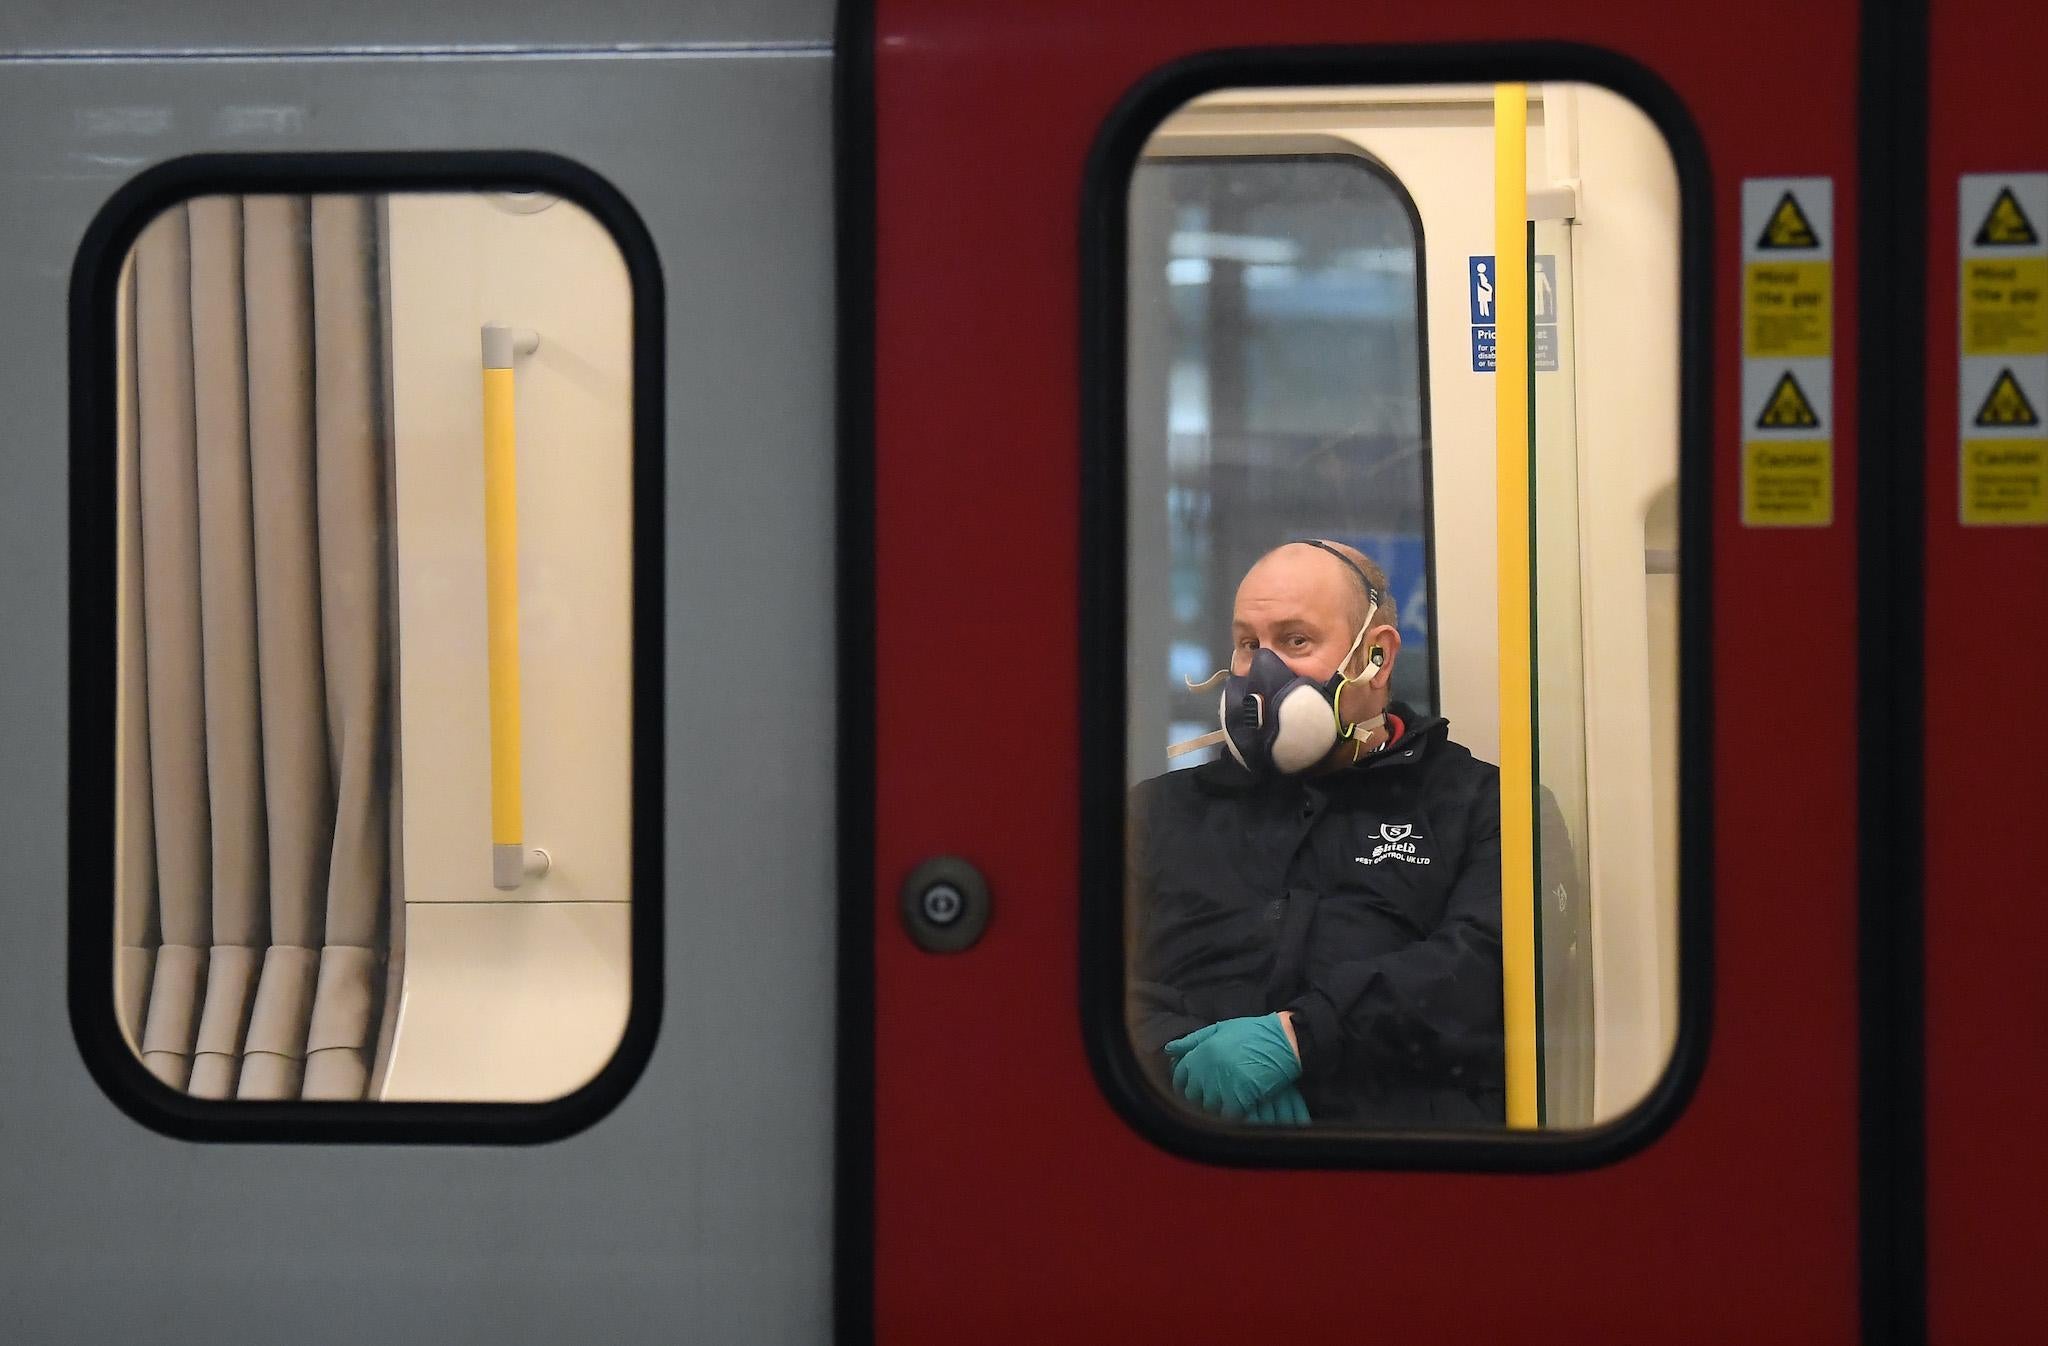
[91, 176, 653, 1122]
[1114, 82, 1687, 1145]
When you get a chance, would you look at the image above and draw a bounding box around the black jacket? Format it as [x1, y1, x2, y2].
[1127, 704, 1505, 1127]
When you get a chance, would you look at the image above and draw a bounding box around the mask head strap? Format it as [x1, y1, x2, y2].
[1291, 539, 1385, 676]
[1328, 603, 1382, 740]
[1290, 538, 1381, 613]
[1289, 540, 1390, 743]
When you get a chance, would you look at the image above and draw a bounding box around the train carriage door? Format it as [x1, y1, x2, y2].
[1922, 0, 2048, 1339]
[3, 10, 839, 1343]
[859, 2, 1871, 1342]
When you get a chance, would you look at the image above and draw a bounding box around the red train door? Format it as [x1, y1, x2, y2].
[855, 2, 1870, 1340]
[1923, 1, 2048, 1340]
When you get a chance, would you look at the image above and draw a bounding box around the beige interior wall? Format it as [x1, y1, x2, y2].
[378, 192, 633, 1102]
[1645, 480, 1680, 1051]
[1567, 87, 1682, 1119]
[1532, 90, 1591, 909]
[112, 255, 142, 1054]
[379, 901, 631, 1103]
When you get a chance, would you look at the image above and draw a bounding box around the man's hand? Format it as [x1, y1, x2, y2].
[1246, 1084, 1312, 1127]
[1165, 1014, 1303, 1120]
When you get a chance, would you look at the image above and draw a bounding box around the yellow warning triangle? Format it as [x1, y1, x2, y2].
[1757, 192, 1821, 250]
[1975, 369, 2041, 426]
[1974, 188, 2040, 247]
[1756, 371, 1821, 428]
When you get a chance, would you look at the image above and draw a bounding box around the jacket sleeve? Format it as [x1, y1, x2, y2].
[1129, 981, 1206, 1059]
[1125, 784, 1208, 1070]
[1284, 777, 1504, 1086]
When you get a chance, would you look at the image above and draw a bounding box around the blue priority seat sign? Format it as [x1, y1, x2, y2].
[1469, 254, 1500, 325]
[1469, 254, 1558, 373]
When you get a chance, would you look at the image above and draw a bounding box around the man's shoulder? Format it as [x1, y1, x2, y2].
[1421, 733, 1500, 824]
[1386, 713, 1498, 809]
[1126, 764, 1234, 855]
[1427, 731, 1498, 782]
[1387, 709, 1495, 779]
[1129, 761, 1229, 806]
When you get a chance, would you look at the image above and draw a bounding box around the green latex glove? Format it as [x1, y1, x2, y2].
[1246, 1084, 1311, 1127]
[1165, 1014, 1302, 1120]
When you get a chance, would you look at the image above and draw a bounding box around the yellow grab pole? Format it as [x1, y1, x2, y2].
[1493, 83, 1540, 1129]
[481, 323, 545, 891]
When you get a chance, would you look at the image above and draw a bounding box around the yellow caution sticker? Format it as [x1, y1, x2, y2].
[1975, 368, 2041, 426]
[1959, 175, 2048, 526]
[1961, 257, 2048, 356]
[1757, 371, 1822, 428]
[1757, 191, 1822, 250]
[1975, 187, 2040, 247]
[1744, 441, 1832, 526]
[1743, 179, 1833, 529]
[1746, 261, 1832, 358]
[1961, 440, 2048, 524]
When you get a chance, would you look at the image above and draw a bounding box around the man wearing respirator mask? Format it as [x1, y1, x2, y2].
[1127, 539, 1505, 1128]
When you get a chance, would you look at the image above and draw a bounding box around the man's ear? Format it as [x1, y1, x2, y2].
[1365, 624, 1403, 688]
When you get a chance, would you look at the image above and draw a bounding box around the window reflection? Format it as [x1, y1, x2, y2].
[1137, 155, 1434, 775]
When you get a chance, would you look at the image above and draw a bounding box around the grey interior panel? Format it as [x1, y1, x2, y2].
[0, 48, 836, 1344]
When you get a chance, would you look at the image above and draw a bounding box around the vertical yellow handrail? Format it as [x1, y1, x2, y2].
[1493, 84, 1540, 1128]
[481, 322, 547, 891]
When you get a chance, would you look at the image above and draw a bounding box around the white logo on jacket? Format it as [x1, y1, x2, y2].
[1357, 822, 1431, 866]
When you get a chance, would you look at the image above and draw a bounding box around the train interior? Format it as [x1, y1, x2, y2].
[113, 191, 633, 1103]
[1123, 82, 1681, 1127]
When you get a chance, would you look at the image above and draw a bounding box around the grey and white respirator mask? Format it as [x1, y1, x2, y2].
[1169, 573, 1386, 777]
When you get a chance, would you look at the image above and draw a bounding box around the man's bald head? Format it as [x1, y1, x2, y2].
[1249, 540, 1397, 636]
[1230, 539, 1400, 686]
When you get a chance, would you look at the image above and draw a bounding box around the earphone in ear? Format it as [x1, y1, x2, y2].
[1368, 647, 1385, 669]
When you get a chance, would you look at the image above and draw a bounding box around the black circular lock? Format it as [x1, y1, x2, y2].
[921, 883, 965, 925]
[899, 856, 990, 953]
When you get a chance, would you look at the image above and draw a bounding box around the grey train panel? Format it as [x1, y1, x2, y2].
[0, 0, 833, 55]
[0, 51, 837, 1344]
